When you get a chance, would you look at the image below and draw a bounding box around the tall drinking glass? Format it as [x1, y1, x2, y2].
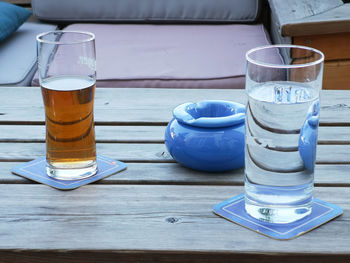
[37, 31, 97, 180]
[244, 45, 324, 223]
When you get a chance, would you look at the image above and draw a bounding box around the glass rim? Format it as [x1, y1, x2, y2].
[246, 44, 325, 69]
[36, 30, 95, 45]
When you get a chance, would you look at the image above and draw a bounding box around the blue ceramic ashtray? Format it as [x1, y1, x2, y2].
[165, 100, 245, 172]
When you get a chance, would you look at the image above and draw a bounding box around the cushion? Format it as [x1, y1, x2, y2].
[0, 22, 57, 86]
[32, 23, 271, 89]
[32, 0, 260, 23]
[0, 2, 31, 41]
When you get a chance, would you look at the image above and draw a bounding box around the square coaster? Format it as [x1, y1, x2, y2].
[213, 193, 343, 240]
[12, 155, 127, 190]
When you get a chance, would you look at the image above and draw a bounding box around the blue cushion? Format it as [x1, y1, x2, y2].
[0, 1, 31, 41]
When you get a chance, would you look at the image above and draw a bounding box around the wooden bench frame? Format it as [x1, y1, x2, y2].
[269, 0, 350, 90]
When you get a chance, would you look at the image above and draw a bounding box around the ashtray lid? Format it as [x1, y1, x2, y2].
[173, 100, 245, 128]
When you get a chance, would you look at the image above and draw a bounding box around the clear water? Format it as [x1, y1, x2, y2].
[245, 82, 319, 223]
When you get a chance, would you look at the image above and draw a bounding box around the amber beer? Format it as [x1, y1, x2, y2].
[41, 76, 97, 180]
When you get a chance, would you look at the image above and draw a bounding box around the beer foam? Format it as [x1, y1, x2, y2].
[41, 76, 95, 91]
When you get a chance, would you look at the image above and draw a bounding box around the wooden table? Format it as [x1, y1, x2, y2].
[0, 87, 349, 263]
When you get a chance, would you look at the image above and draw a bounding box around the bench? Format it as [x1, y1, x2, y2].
[2, 0, 350, 89]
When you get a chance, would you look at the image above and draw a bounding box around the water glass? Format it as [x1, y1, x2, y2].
[244, 45, 324, 223]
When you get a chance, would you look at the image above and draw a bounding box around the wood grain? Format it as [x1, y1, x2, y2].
[0, 87, 246, 124]
[0, 142, 349, 164]
[282, 4, 350, 37]
[0, 142, 171, 162]
[1, 88, 350, 125]
[0, 125, 165, 143]
[323, 60, 350, 90]
[2, 162, 350, 186]
[0, 184, 347, 259]
[268, 0, 343, 25]
[269, 0, 350, 37]
[318, 126, 350, 144]
[293, 33, 350, 61]
[0, 125, 349, 144]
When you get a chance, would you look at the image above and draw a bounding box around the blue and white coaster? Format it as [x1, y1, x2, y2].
[213, 193, 343, 240]
[12, 155, 127, 190]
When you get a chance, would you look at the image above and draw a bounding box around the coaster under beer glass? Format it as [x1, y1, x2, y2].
[244, 45, 324, 224]
[37, 31, 97, 180]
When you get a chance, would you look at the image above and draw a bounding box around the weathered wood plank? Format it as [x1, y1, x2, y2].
[2, 162, 350, 186]
[0, 142, 349, 164]
[291, 35, 350, 89]
[1, 87, 241, 124]
[283, 4, 350, 37]
[293, 33, 350, 61]
[0, 184, 347, 259]
[323, 60, 350, 90]
[269, 0, 350, 37]
[269, 0, 343, 25]
[0, 162, 243, 185]
[1, 88, 350, 125]
[0, 142, 171, 162]
[318, 126, 350, 144]
[0, 125, 165, 143]
[0, 125, 349, 144]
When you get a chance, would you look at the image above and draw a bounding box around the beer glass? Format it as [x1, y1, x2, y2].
[244, 45, 324, 223]
[37, 31, 97, 180]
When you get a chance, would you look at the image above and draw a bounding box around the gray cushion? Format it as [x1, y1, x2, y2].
[32, 0, 260, 23]
[0, 21, 56, 86]
[32, 23, 272, 89]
